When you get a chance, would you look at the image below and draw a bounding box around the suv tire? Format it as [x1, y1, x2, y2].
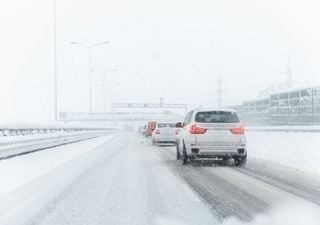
[176, 145, 181, 160]
[234, 154, 247, 167]
[182, 144, 188, 165]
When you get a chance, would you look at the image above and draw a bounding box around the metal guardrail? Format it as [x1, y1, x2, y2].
[0, 129, 118, 160]
[0, 127, 110, 136]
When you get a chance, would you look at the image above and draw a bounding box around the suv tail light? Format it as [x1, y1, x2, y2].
[189, 125, 207, 134]
[155, 129, 160, 134]
[230, 124, 245, 134]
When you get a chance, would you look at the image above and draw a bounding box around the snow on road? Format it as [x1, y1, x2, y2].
[247, 131, 320, 175]
[0, 133, 217, 225]
[1, 131, 320, 225]
[221, 201, 320, 225]
[154, 138, 320, 225]
[0, 132, 120, 199]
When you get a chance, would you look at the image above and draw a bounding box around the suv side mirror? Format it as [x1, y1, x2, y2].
[176, 122, 182, 128]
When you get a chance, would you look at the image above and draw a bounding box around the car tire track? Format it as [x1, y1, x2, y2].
[156, 145, 269, 221]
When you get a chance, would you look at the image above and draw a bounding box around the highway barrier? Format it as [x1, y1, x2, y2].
[0, 127, 118, 160]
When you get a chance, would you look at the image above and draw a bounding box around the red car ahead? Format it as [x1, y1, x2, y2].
[145, 121, 157, 137]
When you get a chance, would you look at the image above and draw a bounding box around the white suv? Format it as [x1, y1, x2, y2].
[176, 108, 247, 166]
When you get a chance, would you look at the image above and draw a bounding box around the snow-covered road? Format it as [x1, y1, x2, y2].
[0, 132, 320, 225]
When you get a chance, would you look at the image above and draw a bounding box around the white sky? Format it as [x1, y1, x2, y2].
[1, 0, 320, 122]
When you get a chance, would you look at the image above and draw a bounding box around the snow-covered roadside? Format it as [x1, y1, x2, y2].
[247, 125, 320, 132]
[247, 131, 320, 175]
[0, 132, 120, 199]
[223, 200, 320, 225]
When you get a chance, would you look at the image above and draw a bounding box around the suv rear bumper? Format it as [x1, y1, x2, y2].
[187, 146, 247, 159]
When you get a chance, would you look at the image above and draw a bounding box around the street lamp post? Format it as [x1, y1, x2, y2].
[70, 41, 109, 123]
[53, 0, 58, 122]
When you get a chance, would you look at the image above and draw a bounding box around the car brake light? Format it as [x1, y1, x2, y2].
[189, 125, 207, 134]
[155, 129, 160, 134]
[230, 124, 245, 134]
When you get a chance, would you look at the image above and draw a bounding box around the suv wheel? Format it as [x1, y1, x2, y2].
[181, 144, 188, 165]
[234, 154, 247, 167]
[176, 145, 181, 160]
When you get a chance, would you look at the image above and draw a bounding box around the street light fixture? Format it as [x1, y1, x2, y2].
[70, 41, 110, 123]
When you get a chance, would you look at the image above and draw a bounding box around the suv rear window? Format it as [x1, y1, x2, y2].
[158, 123, 176, 128]
[195, 111, 240, 123]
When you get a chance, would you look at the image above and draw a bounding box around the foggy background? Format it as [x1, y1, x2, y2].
[1, 0, 320, 122]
